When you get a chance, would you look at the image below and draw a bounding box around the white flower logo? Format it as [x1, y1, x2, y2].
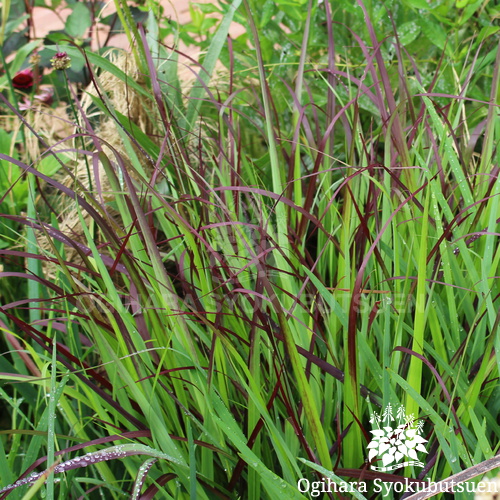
[368, 406, 428, 471]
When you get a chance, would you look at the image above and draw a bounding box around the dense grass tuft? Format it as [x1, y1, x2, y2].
[0, 1, 499, 498]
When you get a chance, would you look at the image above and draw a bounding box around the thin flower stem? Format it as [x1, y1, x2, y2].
[61, 71, 93, 193]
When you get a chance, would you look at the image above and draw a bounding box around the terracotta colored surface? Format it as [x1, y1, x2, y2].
[30, 1, 245, 53]
[26, 1, 246, 87]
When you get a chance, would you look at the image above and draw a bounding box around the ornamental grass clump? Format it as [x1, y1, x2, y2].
[37, 50, 160, 277]
[0, 0, 499, 499]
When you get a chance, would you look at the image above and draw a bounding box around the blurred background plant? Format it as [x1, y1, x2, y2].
[0, 0, 499, 498]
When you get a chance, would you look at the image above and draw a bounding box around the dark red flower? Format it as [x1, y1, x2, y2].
[12, 68, 35, 89]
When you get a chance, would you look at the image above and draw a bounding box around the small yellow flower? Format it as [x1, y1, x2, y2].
[29, 52, 41, 65]
[50, 52, 71, 71]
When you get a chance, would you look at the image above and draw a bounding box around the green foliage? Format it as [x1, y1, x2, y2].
[0, 0, 499, 499]
[64, 3, 92, 39]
